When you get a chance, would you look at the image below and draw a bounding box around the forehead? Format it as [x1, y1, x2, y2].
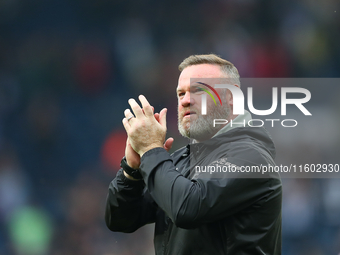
[177, 64, 224, 90]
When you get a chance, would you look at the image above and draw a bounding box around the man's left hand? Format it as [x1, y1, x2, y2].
[122, 95, 168, 157]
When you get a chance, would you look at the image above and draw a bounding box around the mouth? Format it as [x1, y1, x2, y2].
[183, 110, 197, 118]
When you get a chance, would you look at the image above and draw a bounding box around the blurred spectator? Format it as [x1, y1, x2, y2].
[0, 148, 30, 222]
[101, 130, 127, 175]
[73, 42, 112, 95]
[113, 18, 160, 93]
[8, 206, 53, 255]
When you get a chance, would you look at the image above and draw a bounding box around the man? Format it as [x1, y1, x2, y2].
[105, 54, 282, 254]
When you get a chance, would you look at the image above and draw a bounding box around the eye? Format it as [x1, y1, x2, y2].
[177, 92, 185, 98]
[192, 87, 204, 94]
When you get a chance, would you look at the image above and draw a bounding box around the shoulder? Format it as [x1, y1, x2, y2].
[170, 145, 189, 159]
[209, 127, 276, 166]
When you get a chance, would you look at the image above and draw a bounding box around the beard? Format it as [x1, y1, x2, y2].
[178, 102, 231, 142]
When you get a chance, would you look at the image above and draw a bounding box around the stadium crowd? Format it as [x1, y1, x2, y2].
[0, 0, 340, 254]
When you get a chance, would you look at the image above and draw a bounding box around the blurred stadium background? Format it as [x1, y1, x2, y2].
[0, 0, 340, 254]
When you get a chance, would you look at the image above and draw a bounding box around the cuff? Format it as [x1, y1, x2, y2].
[117, 168, 144, 185]
[140, 147, 172, 178]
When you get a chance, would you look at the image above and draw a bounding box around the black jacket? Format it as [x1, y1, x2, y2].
[105, 127, 282, 255]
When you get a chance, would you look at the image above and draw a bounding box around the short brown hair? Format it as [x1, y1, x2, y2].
[178, 54, 240, 85]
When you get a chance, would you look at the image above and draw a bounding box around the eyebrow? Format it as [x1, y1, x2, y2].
[176, 84, 201, 93]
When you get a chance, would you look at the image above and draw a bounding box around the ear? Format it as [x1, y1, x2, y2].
[229, 84, 240, 106]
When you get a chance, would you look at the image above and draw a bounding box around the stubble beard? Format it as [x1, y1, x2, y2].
[178, 103, 231, 142]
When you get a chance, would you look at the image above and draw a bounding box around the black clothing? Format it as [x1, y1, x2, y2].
[105, 127, 282, 255]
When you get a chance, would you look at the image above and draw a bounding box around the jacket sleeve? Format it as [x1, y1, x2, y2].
[105, 168, 157, 233]
[140, 147, 281, 229]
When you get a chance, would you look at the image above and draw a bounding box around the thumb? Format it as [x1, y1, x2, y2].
[159, 108, 167, 128]
[163, 137, 174, 152]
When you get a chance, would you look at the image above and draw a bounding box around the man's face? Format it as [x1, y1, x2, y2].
[177, 64, 231, 142]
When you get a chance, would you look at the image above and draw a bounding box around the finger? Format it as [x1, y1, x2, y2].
[159, 108, 167, 128]
[154, 113, 160, 122]
[143, 106, 155, 115]
[128, 98, 144, 118]
[163, 137, 174, 152]
[124, 109, 135, 124]
[122, 117, 130, 133]
[138, 95, 153, 117]
[124, 108, 134, 118]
